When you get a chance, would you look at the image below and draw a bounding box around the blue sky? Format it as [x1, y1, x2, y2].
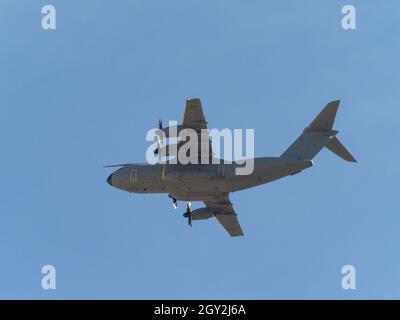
[1, 0, 399, 299]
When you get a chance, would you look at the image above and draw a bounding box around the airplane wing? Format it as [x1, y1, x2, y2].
[181, 98, 213, 162]
[204, 195, 244, 237]
[183, 98, 208, 130]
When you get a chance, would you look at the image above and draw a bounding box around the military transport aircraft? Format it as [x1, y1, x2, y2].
[106, 99, 356, 237]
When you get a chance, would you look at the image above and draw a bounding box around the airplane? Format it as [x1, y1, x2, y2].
[106, 98, 356, 237]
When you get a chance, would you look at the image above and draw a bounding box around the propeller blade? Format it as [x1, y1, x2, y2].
[186, 202, 192, 227]
[104, 163, 132, 168]
[155, 120, 166, 160]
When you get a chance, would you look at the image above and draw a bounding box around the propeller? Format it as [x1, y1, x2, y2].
[183, 202, 192, 227]
[154, 120, 164, 157]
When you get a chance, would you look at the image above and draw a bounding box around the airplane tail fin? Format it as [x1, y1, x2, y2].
[281, 100, 357, 162]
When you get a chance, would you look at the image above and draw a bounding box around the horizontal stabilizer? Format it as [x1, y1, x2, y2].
[325, 137, 357, 162]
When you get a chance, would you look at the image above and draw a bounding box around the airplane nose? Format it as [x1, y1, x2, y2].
[107, 174, 113, 186]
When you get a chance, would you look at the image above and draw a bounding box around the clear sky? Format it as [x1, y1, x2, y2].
[1, 0, 399, 299]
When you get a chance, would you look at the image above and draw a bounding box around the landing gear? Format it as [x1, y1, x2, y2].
[168, 195, 178, 209]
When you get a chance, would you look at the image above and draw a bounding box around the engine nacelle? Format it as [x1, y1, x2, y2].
[154, 142, 183, 156]
[158, 125, 187, 138]
[186, 207, 214, 220]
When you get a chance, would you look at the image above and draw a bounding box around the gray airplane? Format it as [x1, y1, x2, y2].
[106, 98, 356, 237]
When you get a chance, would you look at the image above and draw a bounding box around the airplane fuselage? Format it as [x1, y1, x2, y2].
[107, 157, 313, 201]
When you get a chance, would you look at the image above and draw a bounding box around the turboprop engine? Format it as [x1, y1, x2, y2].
[183, 205, 214, 227]
[187, 207, 214, 220]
